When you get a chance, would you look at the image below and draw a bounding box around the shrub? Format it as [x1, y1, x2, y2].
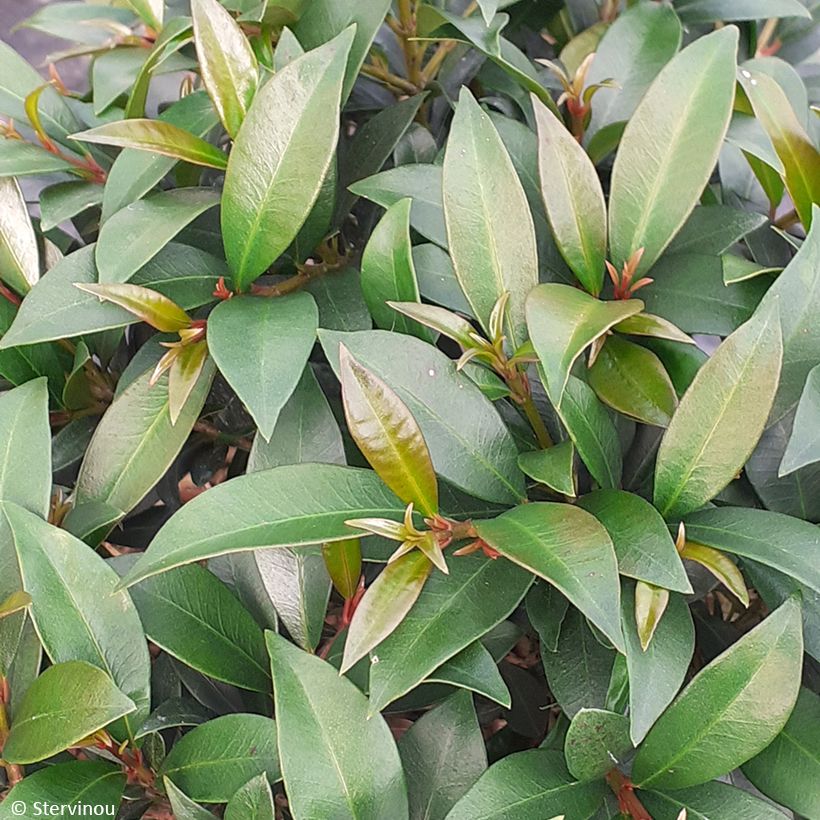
[0, 0, 819, 817]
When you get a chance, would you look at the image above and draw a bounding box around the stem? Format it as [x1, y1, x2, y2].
[420, 40, 456, 84]
[756, 17, 781, 57]
[521, 393, 553, 449]
[193, 420, 253, 451]
[606, 769, 651, 820]
[773, 208, 799, 231]
[0, 677, 25, 787]
[361, 63, 418, 96]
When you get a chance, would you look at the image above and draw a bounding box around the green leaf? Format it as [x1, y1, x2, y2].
[0, 177, 38, 294]
[614, 313, 693, 345]
[667, 205, 767, 256]
[192, 0, 257, 138]
[0, 379, 50, 517]
[2, 502, 151, 731]
[0, 243, 227, 348]
[445, 749, 607, 820]
[323, 538, 362, 600]
[222, 29, 353, 290]
[527, 582, 569, 653]
[165, 778, 217, 820]
[621, 584, 695, 744]
[169, 340, 209, 425]
[684, 507, 820, 595]
[124, 562, 270, 692]
[360, 199, 429, 339]
[608, 27, 738, 274]
[585, 1, 682, 139]
[96, 188, 220, 284]
[367, 553, 532, 713]
[654, 304, 783, 519]
[321, 329, 525, 505]
[0, 590, 30, 621]
[633, 580, 669, 650]
[75, 283, 191, 332]
[589, 336, 678, 427]
[102, 91, 219, 221]
[425, 641, 510, 708]
[533, 98, 606, 295]
[577, 490, 691, 592]
[208, 293, 318, 440]
[74, 359, 215, 520]
[125, 0, 163, 29]
[632, 595, 803, 789]
[675, 0, 811, 24]
[398, 691, 487, 820]
[340, 345, 438, 516]
[3, 661, 135, 764]
[0, 140, 77, 178]
[518, 442, 576, 497]
[160, 714, 280, 803]
[476, 503, 623, 652]
[120, 465, 406, 587]
[781, 364, 820, 474]
[542, 607, 615, 717]
[225, 773, 275, 820]
[342, 552, 432, 673]
[443, 88, 537, 348]
[757, 210, 820, 422]
[553, 376, 623, 490]
[526, 284, 643, 405]
[350, 165, 447, 249]
[39, 181, 103, 231]
[564, 708, 632, 782]
[136, 698, 213, 738]
[266, 631, 409, 819]
[742, 687, 820, 818]
[0, 762, 125, 818]
[640, 781, 793, 820]
[72, 119, 228, 169]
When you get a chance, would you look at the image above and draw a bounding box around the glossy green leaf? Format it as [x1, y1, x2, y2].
[554, 376, 623, 490]
[95, 187, 220, 284]
[518, 442, 576, 497]
[564, 708, 632, 782]
[758, 211, 820, 422]
[76, 282, 191, 332]
[527, 582, 569, 653]
[781, 364, 820, 474]
[3, 661, 135, 764]
[684, 506, 820, 595]
[224, 774, 274, 820]
[39, 181, 103, 231]
[192, 0, 257, 138]
[446, 749, 607, 820]
[526, 284, 643, 405]
[72, 119, 228, 169]
[634, 580, 670, 650]
[222, 29, 353, 290]
[654, 303, 782, 519]
[577, 490, 691, 592]
[323, 537, 362, 600]
[533, 98, 606, 295]
[476, 503, 623, 651]
[589, 335, 677, 427]
[613, 313, 693, 345]
[360, 199, 429, 339]
[443, 89, 537, 348]
[342, 552, 432, 673]
[321, 329, 525, 505]
[0, 177, 38, 294]
[681, 539, 750, 606]
[0, 378, 50, 517]
[367, 553, 532, 713]
[350, 165, 447, 249]
[667, 205, 768, 256]
[136, 698, 213, 739]
[125, 562, 270, 693]
[294, 0, 392, 101]
[2, 502, 151, 731]
[160, 714, 280, 802]
[0, 591, 30, 621]
[0, 762, 125, 819]
[165, 778, 217, 820]
[585, 2, 682, 139]
[640, 781, 793, 820]
[742, 687, 820, 818]
[425, 641, 510, 708]
[398, 691, 487, 820]
[125, 0, 162, 29]
[621, 584, 695, 745]
[340, 345, 438, 516]
[267, 631, 409, 819]
[120, 465, 406, 587]
[609, 27, 738, 273]
[75, 359, 215, 520]
[674, 0, 811, 22]
[168, 340, 209, 425]
[208, 293, 318, 440]
[632, 595, 803, 789]
[0, 140, 77, 178]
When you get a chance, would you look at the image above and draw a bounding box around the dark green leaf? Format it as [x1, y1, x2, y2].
[674, 0, 810, 23]
[564, 709, 632, 782]
[225, 773, 275, 820]
[425, 641, 510, 708]
[781, 363, 820, 474]
[640, 781, 791, 819]
[518, 442, 576, 497]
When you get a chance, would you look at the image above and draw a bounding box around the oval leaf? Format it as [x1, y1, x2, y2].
[0, 176, 38, 294]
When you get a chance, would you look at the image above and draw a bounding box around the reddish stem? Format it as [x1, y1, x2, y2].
[606, 769, 652, 820]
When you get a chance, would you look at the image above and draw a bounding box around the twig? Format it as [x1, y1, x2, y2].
[0, 677, 25, 787]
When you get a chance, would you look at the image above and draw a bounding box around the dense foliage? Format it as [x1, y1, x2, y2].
[1, 0, 819, 817]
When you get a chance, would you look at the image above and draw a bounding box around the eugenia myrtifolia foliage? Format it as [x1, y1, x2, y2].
[0, 0, 819, 817]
